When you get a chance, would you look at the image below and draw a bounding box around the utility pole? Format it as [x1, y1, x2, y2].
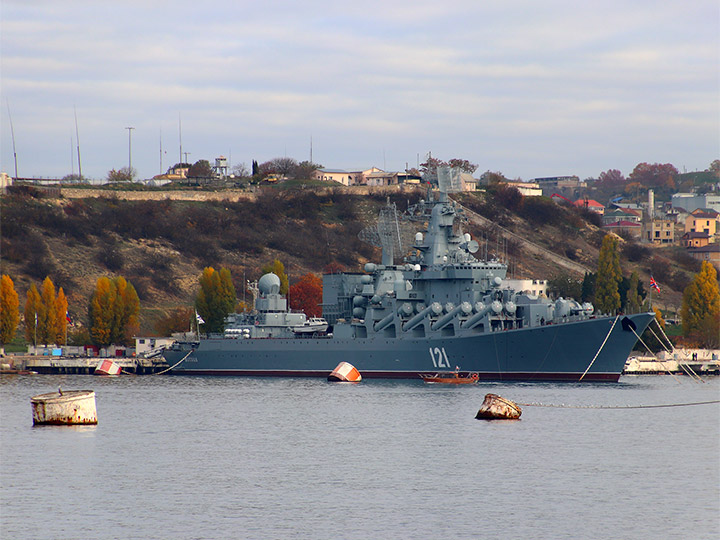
[74, 106, 82, 181]
[125, 127, 135, 174]
[6, 100, 18, 178]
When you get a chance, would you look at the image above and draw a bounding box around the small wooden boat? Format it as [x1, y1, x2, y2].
[420, 371, 479, 384]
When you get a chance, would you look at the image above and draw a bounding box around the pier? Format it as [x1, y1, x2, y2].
[1, 355, 169, 375]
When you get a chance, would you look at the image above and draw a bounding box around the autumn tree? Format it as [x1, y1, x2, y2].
[24, 284, 41, 344]
[419, 155, 477, 182]
[289, 273, 323, 317]
[628, 162, 678, 190]
[107, 167, 136, 182]
[187, 159, 213, 179]
[54, 287, 68, 345]
[679, 261, 720, 348]
[595, 234, 622, 314]
[88, 276, 141, 347]
[597, 169, 626, 188]
[195, 267, 237, 334]
[0, 275, 20, 351]
[261, 259, 289, 295]
[37, 276, 57, 345]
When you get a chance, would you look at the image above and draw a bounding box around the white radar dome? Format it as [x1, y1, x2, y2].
[258, 273, 281, 295]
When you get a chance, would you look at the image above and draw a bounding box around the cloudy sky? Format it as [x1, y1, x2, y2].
[1, 0, 717, 182]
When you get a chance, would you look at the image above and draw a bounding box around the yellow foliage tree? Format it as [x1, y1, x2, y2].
[261, 259, 289, 295]
[89, 276, 140, 347]
[195, 267, 236, 334]
[38, 276, 57, 345]
[54, 287, 69, 345]
[680, 261, 720, 348]
[0, 275, 20, 348]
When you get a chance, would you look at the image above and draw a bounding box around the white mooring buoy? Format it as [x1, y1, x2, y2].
[31, 389, 98, 425]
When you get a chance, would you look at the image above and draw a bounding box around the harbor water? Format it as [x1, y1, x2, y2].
[1, 374, 718, 539]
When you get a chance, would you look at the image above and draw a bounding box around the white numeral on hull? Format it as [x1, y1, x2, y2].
[429, 347, 450, 368]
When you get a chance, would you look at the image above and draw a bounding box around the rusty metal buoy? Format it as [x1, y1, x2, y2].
[31, 389, 98, 425]
[475, 393, 522, 420]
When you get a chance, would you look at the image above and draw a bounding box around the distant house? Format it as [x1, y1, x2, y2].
[313, 168, 363, 186]
[684, 208, 720, 240]
[603, 220, 641, 238]
[602, 207, 641, 225]
[672, 193, 720, 214]
[502, 279, 548, 297]
[506, 181, 542, 197]
[664, 206, 690, 224]
[644, 219, 675, 244]
[682, 231, 712, 248]
[687, 243, 720, 269]
[573, 198, 605, 215]
[363, 170, 422, 187]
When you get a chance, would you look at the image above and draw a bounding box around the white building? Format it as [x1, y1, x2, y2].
[503, 279, 548, 297]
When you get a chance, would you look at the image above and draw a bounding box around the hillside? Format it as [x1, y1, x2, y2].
[1, 184, 698, 337]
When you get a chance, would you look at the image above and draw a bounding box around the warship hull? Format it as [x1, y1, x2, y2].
[163, 312, 654, 382]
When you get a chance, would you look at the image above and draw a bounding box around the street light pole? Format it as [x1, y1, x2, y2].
[125, 126, 135, 174]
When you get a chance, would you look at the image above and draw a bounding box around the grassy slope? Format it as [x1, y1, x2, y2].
[1, 185, 696, 337]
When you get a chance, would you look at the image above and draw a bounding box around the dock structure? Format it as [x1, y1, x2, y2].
[1, 355, 169, 375]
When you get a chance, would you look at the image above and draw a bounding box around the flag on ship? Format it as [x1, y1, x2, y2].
[650, 276, 660, 292]
[195, 311, 205, 325]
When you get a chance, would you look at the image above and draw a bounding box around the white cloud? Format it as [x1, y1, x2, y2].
[1, 0, 717, 180]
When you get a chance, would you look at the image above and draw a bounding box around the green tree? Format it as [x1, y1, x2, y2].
[547, 273, 582, 300]
[625, 272, 642, 313]
[580, 272, 596, 303]
[261, 259, 289, 295]
[595, 234, 622, 314]
[112, 277, 140, 345]
[0, 275, 20, 350]
[679, 261, 720, 348]
[195, 267, 237, 334]
[89, 277, 116, 347]
[24, 284, 41, 345]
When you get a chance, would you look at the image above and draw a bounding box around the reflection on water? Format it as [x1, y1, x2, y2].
[2, 374, 718, 540]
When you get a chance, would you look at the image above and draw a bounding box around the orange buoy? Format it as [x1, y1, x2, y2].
[328, 362, 362, 382]
[94, 359, 122, 376]
[475, 393, 522, 420]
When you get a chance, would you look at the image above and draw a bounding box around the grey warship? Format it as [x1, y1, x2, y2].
[163, 171, 654, 381]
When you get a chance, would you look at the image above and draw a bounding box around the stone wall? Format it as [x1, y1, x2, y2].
[59, 184, 426, 202]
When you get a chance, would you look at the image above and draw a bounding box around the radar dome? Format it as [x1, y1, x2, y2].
[258, 273, 281, 295]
